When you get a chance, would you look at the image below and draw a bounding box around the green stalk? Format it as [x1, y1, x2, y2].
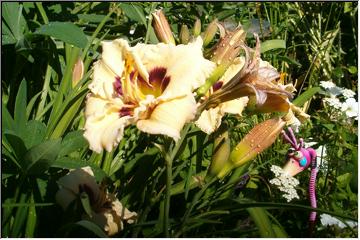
[81, 10, 114, 60]
[144, 3, 157, 44]
[163, 124, 191, 237]
[35, 2, 49, 24]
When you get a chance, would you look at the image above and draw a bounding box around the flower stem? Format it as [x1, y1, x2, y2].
[163, 124, 191, 237]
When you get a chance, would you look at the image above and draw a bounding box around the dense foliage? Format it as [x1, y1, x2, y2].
[2, 2, 358, 237]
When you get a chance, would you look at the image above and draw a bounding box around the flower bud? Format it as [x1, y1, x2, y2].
[193, 18, 201, 37]
[202, 19, 218, 47]
[217, 118, 285, 178]
[179, 24, 190, 44]
[72, 57, 84, 87]
[151, 9, 175, 44]
[208, 131, 231, 177]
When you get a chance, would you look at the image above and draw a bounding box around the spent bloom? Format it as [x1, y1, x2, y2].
[56, 167, 137, 236]
[84, 37, 215, 153]
[270, 165, 300, 202]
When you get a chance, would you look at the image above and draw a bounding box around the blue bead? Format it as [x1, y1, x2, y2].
[299, 158, 307, 167]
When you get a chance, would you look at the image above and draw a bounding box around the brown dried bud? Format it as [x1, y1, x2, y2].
[151, 9, 175, 44]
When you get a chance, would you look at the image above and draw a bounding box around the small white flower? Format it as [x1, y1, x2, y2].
[341, 98, 358, 119]
[324, 97, 342, 109]
[320, 81, 336, 89]
[320, 214, 358, 229]
[341, 88, 356, 99]
[270, 165, 300, 202]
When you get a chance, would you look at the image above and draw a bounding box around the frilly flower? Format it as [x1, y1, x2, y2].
[84, 37, 215, 153]
[55, 167, 137, 236]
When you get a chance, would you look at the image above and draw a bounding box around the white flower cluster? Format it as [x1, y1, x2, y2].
[320, 214, 358, 229]
[269, 165, 300, 202]
[319, 81, 358, 120]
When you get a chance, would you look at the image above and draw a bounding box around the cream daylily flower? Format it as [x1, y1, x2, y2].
[55, 167, 137, 236]
[84, 37, 215, 153]
[196, 57, 248, 134]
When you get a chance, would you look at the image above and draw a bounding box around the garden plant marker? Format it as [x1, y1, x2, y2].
[281, 127, 318, 237]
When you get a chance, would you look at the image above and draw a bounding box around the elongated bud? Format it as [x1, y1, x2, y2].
[72, 57, 84, 87]
[217, 118, 285, 178]
[151, 9, 175, 44]
[208, 131, 231, 177]
[193, 18, 201, 37]
[202, 19, 218, 47]
[179, 24, 190, 44]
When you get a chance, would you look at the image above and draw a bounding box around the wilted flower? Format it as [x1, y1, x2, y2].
[199, 35, 292, 115]
[56, 167, 137, 236]
[270, 165, 300, 202]
[84, 37, 215, 153]
[196, 57, 249, 134]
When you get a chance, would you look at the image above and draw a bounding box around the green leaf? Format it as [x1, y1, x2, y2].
[24, 138, 62, 175]
[1, 2, 27, 43]
[75, 220, 108, 238]
[247, 207, 276, 237]
[26, 91, 43, 120]
[10, 193, 29, 237]
[77, 14, 109, 23]
[260, 39, 286, 53]
[2, 103, 15, 132]
[80, 192, 93, 218]
[59, 130, 88, 157]
[14, 79, 27, 134]
[25, 194, 36, 237]
[292, 87, 321, 107]
[120, 3, 147, 25]
[35, 22, 88, 48]
[23, 120, 46, 149]
[4, 133, 27, 161]
[52, 157, 107, 182]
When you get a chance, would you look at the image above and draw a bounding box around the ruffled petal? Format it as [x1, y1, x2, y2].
[136, 94, 197, 141]
[221, 96, 249, 115]
[84, 96, 130, 153]
[195, 107, 223, 135]
[133, 37, 215, 97]
[89, 61, 118, 99]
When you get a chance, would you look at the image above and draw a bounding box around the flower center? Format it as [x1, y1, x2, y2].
[113, 62, 170, 118]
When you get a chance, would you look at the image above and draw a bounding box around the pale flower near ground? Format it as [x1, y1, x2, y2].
[56, 167, 137, 236]
[84, 37, 215, 153]
[320, 214, 357, 229]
